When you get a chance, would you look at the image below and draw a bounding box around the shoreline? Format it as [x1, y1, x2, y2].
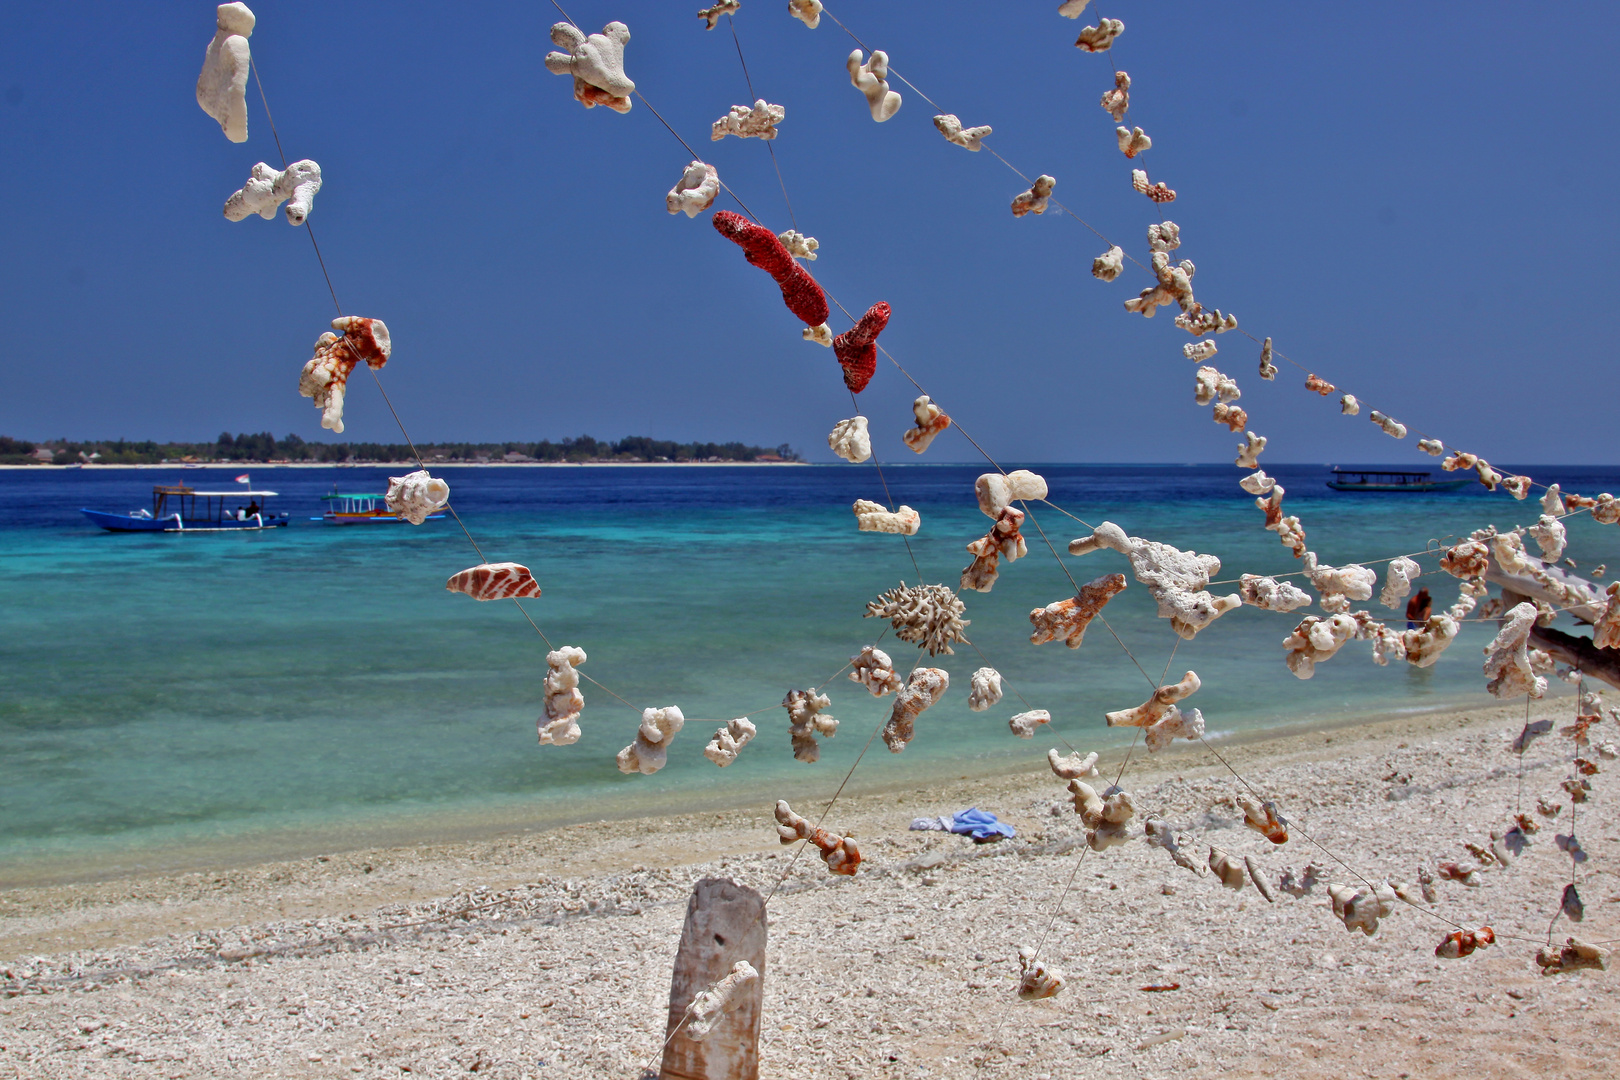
[0, 460, 812, 470]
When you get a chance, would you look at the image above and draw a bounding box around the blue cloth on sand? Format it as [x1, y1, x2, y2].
[949, 807, 1016, 841]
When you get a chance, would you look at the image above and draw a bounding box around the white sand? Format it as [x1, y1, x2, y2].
[1, 699, 1615, 1078]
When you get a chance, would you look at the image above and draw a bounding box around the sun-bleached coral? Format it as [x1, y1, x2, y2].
[616, 706, 685, 775]
[1131, 168, 1176, 203]
[667, 161, 720, 218]
[967, 667, 1003, 712]
[1144, 818, 1202, 875]
[1337, 394, 1360, 416]
[1100, 69, 1130, 120]
[385, 469, 449, 525]
[1380, 556, 1422, 609]
[1435, 927, 1494, 959]
[711, 211, 830, 330]
[1368, 410, 1407, 439]
[1092, 245, 1124, 281]
[1594, 492, 1620, 524]
[933, 113, 992, 151]
[1440, 539, 1490, 579]
[865, 582, 969, 655]
[545, 21, 635, 113]
[847, 49, 901, 121]
[1106, 670, 1200, 730]
[1239, 797, 1289, 844]
[1176, 308, 1240, 335]
[685, 960, 758, 1040]
[832, 301, 890, 392]
[539, 646, 586, 746]
[1116, 126, 1152, 158]
[197, 3, 255, 143]
[1011, 175, 1057, 217]
[976, 470, 1048, 517]
[1028, 573, 1128, 647]
[1008, 709, 1051, 739]
[1438, 861, 1482, 887]
[882, 667, 948, 752]
[1329, 881, 1397, 936]
[827, 416, 870, 463]
[1124, 250, 1196, 318]
[1147, 220, 1180, 253]
[1240, 470, 1275, 496]
[1442, 452, 1503, 491]
[1303, 373, 1335, 396]
[1254, 484, 1307, 558]
[1235, 431, 1267, 469]
[1069, 523, 1240, 639]
[1282, 613, 1358, 678]
[1301, 552, 1376, 614]
[1489, 528, 1537, 577]
[961, 507, 1027, 592]
[445, 562, 541, 601]
[1076, 18, 1124, 51]
[703, 717, 757, 767]
[1048, 748, 1100, 780]
[1069, 781, 1136, 850]
[849, 644, 902, 696]
[712, 99, 784, 141]
[1501, 474, 1533, 500]
[1016, 947, 1065, 1001]
[902, 395, 953, 453]
[697, 1, 740, 29]
[1535, 938, 1609, 975]
[1401, 614, 1460, 668]
[1367, 617, 1407, 665]
[1239, 574, 1313, 613]
[1259, 337, 1277, 380]
[783, 688, 837, 763]
[1595, 582, 1620, 650]
[1058, 0, 1091, 16]
[789, 0, 822, 28]
[1144, 706, 1204, 751]
[778, 230, 818, 261]
[1212, 404, 1248, 432]
[1193, 365, 1239, 404]
[1417, 438, 1444, 456]
[1209, 846, 1246, 890]
[224, 160, 323, 225]
[1246, 856, 1278, 902]
[775, 799, 859, 874]
[853, 499, 920, 535]
[298, 315, 391, 433]
[801, 322, 831, 346]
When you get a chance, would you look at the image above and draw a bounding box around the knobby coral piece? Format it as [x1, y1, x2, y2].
[445, 561, 540, 601]
[544, 22, 635, 113]
[962, 507, 1027, 592]
[1076, 18, 1124, 51]
[298, 316, 391, 433]
[1011, 175, 1057, 217]
[1212, 403, 1248, 432]
[1092, 245, 1124, 281]
[1145, 818, 1202, 875]
[1535, 938, 1609, 975]
[967, 667, 1003, 712]
[1239, 797, 1288, 844]
[1209, 847, 1246, 891]
[1193, 365, 1239, 404]
[1239, 574, 1313, 613]
[1369, 410, 1407, 439]
[1187, 340, 1220, 363]
[197, 3, 255, 143]
[1070, 780, 1136, 849]
[1008, 709, 1051, 739]
[1483, 602, 1549, 699]
[1340, 394, 1360, 416]
[385, 470, 449, 524]
[1303, 373, 1335, 396]
[224, 160, 322, 225]
[1418, 438, 1445, 456]
[711, 210, 830, 329]
[832, 301, 890, 392]
[1329, 881, 1397, 935]
[616, 706, 684, 775]
[1069, 522, 1240, 639]
[934, 113, 992, 151]
[1239, 436, 1271, 477]
[1116, 126, 1152, 158]
[1100, 70, 1130, 120]
[1380, 556, 1422, 609]
[1259, 337, 1277, 380]
[778, 230, 818, 261]
[775, 799, 859, 874]
[1124, 251, 1196, 318]
[1440, 539, 1490, 580]
[703, 717, 756, 768]
[977, 470, 1048, 517]
[783, 688, 837, 763]
[1302, 552, 1376, 614]
[1049, 748, 1100, 780]
[849, 644, 902, 696]
[1016, 947, 1065, 1001]
[882, 668, 949, 752]
[1179, 308, 1240, 335]
[1107, 671, 1205, 750]
[1435, 927, 1494, 959]
[712, 99, 785, 140]
[697, 2, 741, 31]
[827, 416, 870, 463]
[667, 161, 720, 218]
[853, 499, 920, 535]
[865, 582, 969, 655]
[1131, 169, 1176, 203]
[1594, 582, 1620, 650]
[1028, 572, 1128, 647]
[902, 395, 953, 454]
[539, 646, 587, 745]
[1502, 474, 1533, 500]
[789, 0, 822, 28]
[847, 49, 901, 121]
[1401, 615, 1460, 668]
[685, 960, 758, 1041]
[1282, 613, 1358, 679]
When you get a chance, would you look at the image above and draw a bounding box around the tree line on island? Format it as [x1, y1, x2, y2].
[0, 433, 802, 466]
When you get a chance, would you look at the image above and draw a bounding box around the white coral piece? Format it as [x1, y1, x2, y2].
[1282, 613, 1359, 679]
[686, 960, 758, 1039]
[1100, 70, 1130, 120]
[1239, 574, 1313, 613]
[1148, 221, 1180, 252]
[1329, 881, 1397, 936]
[967, 667, 1003, 712]
[1302, 552, 1376, 614]
[1068, 522, 1241, 639]
[882, 668, 948, 752]
[712, 99, 785, 141]
[976, 470, 1048, 517]
[864, 582, 969, 655]
[1092, 245, 1124, 281]
[847, 49, 901, 122]
[1185, 340, 1219, 363]
[1240, 470, 1275, 496]
[1369, 410, 1407, 439]
[1235, 431, 1267, 469]
[1011, 175, 1056, 217]
[1340, 394, 1360, 416]
[849, 644, 902, 696]
[789, 0, 822, 28]
[783, 689, 837, 763]
[934, 113, 992, 151]
[1483, 602, 1548, 699]
[224, 160, 322, 225]
[902, 395, 952, 454]
[703, 717, 757, 767]
[853, 499, 920, 535]
[827, 416, 871, 463]
[1076, 17, 1124, 51]
[544, 21, 635, 112]
[385, 469, 449, 525]
[778, 230, 818, 260]
[697, 1, 741, 30]
[615, 706, 684, 775]
[196, 3, 255, 143]
[666, 161, 720, 218]
[1009, 709, 1051, 739]
[539, 646, 587, 746]
[1380, 556, 1421, 609]
[1116, 125, 1152, 158]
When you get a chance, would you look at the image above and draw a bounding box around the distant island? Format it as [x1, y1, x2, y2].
[0, 433, 802, 466]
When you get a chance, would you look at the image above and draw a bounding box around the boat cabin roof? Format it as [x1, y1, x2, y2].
[1329, 468, 1431, 479]
[321, 492, 383, 500]
[153, 484, 279, 497]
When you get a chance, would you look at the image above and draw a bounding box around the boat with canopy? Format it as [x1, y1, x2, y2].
[80, 485, 291, 532]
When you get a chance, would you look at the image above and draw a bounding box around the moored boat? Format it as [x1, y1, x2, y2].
[1326, 467, 1470, 493]
[316, 489, 441, 525]
[81, 485, 291, 531]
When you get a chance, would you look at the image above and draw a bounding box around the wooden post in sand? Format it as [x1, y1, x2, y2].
[660, 877, 766, 1080]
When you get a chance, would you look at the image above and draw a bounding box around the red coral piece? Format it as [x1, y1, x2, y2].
[711, 211, 829, 328]
[832, 301, 890, 393]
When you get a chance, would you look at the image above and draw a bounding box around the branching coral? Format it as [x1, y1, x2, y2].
[685, 960, 759, 1040]
[1011, 175, 1057, 217]
[1068, 522, 1240, 639]
[1068, 780, 1136, 850]
[696, 1, 740, 30]
[933, 113, 992, 151]
[1130, 169, 1176, 203]
[1193, 365, 1239, 404]
[778, 230, 818, 261]
[1177, 309, 1240, 335]
[1028, 573, 1128, 647]
[832, 301, 891, 392]
[1107, 672, 1205, 751]
[1116, 126, 1152, 158]
[847, 49, 901, 121]
[962, 507, 1027, 592]
[385, 470, 449, 524]
[544, 21, 635, 113]
[882, 667, 949, 752]
[539, 646, 586, 746]
[197, 3, 255, 143]
[775, 799, 860, 874]
[783, 688, 838, 763]
[1235, 431, 1267, 469]
[224, 160, 322, 225]
[712, 211, 829, 331]
[446, 562, 541, 601]
[1124, 251, 1196, 318]
[865, 583, 969, 655]
[666, 162, 720, 218]
[298, 316, 391, 433]
[852, 499, 920, 535]
[902, 395, 953, 453]
[616, 706, 685, 775]
[827, 416, 871, 463]
[849, 644, 902, 696]
[712, 99, 784, 141]
[703, 717, 757, 767]
[1239, 574, 1313, 612]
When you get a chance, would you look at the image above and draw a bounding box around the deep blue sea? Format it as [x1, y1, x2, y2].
[3, 463, 1617, 884]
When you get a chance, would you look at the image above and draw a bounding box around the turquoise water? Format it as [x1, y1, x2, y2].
[3, 464, 1617, 882]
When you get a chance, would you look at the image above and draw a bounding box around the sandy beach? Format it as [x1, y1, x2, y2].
[1, 697, 1614, 1079]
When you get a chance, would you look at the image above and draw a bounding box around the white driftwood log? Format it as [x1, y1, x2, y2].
[661, 878, 766, 1080]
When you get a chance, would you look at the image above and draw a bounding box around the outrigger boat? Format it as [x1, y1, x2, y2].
[315, 489, 442, 525]
[81, 485, 291, 532]
[1325, 467, 1471, 493]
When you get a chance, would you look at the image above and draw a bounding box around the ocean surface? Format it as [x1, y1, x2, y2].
[3, 463, 1617, 884]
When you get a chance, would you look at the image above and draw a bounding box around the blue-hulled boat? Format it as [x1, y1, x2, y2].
[80, 485, 291, 532]
[1326, 467, 1470, 493]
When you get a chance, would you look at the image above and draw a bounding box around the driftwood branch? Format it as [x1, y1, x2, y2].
[1484, 551, 1605, 624]
[1528, 625, 1620, 691]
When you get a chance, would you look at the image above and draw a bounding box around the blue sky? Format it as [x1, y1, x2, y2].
[1, 1, 1616, 464]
